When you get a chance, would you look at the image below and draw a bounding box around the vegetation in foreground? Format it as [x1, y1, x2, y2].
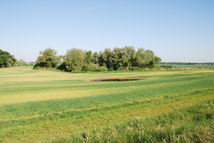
[53, 100, 214, 143]
[0, 66, 213, 143]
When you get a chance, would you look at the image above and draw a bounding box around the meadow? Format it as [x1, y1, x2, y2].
[0, 66, 213, 143]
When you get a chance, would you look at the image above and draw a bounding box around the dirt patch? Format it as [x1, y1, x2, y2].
[91, 78, 145, 82]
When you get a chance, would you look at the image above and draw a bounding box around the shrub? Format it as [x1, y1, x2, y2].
[82, 63, 107, 72]
[128, 66, 142, 71]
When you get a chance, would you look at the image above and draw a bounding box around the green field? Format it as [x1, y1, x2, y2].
[160, 63, 214, 69]
[0, 67, 214, 143]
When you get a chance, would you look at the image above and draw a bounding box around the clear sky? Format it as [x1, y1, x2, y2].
[0, 0, 213, 62]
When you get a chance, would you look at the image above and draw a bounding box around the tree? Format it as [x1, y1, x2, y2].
[92, 52, 99, 64]
[85, 50, 93, 64]
[34, 46, 161, 71]
[63, 49, 85, 72]
[0, 49, 16, 68]
[92, 46, 161, 71]
[148, 56, 161, 68]
[16, 59, 29, 66]
[122, 46, 135, 68]
[34, 48, 59, 68]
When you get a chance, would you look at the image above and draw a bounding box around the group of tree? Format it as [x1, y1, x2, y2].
[0, 49, 16, 68]
[34, 46, 161, 72]
[0, 49, 32, 68]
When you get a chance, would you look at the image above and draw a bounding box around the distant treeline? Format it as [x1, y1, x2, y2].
[160, 62, 214, 69]
[33, 46, 161, 72]
[161, 62, 214, 65]
[2, 48, 213, 70]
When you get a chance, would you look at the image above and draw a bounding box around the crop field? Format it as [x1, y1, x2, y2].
[0, 66, 214, 143]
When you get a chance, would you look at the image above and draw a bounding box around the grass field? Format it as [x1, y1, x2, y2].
[160, 63, 214, 69]
[0, 66, 214, 143]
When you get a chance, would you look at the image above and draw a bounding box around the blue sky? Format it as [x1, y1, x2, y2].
[0, 0, 213, 62]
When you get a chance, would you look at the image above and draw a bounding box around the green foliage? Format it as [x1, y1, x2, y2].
[63, 49, 85, 72]
[0, 49, 16, 68]
[161, 65, 173, 69]
[85, 50, 93, 64]
[36, 46, 161, 72]
[82, 63, 107, 72]
[58, 49, 108, 72]
[34, 48, 59, 68]
[128, 66, 143, 71]
[95, 46, 161, 71]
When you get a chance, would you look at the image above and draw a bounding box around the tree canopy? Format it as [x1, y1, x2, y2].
[64, 49, 86, 72]
[34, 48, 59, 68]
[0, 49, 16, 68]
[34, 46, 161, 72]
[93, 46, 161, 70]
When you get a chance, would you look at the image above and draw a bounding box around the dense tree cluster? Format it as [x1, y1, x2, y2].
[0, 49, 16, 68]
[93, 47, 161, 70]
[34, 46, 161, 72]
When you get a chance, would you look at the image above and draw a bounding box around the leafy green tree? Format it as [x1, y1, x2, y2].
[92, 52, 99, 64]
[85, 50, 93, 64]
[134, 49, 155, 68]
[122, 46, 135, 68]
[92, 46, 160, 70]
[148, 56, 161, 68]
[34, 48, 59, 68]
[0, 49, 16, 68]
[64, 49, 85, 72]
[102, 48, 113, 69]
[35, 46, 161, 72]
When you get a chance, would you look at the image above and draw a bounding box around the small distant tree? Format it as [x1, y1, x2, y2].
[34, 48, 59, 68]
[0, 49, 16, 68]
[16, 59, 29, 66]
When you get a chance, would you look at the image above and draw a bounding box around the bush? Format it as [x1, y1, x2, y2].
[57, 62, 69, 71]
[128, 66, 142, 71]
[82, 63, 107, 72]
[97, 66, 108, 71]
[161, 65, 173, 69]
